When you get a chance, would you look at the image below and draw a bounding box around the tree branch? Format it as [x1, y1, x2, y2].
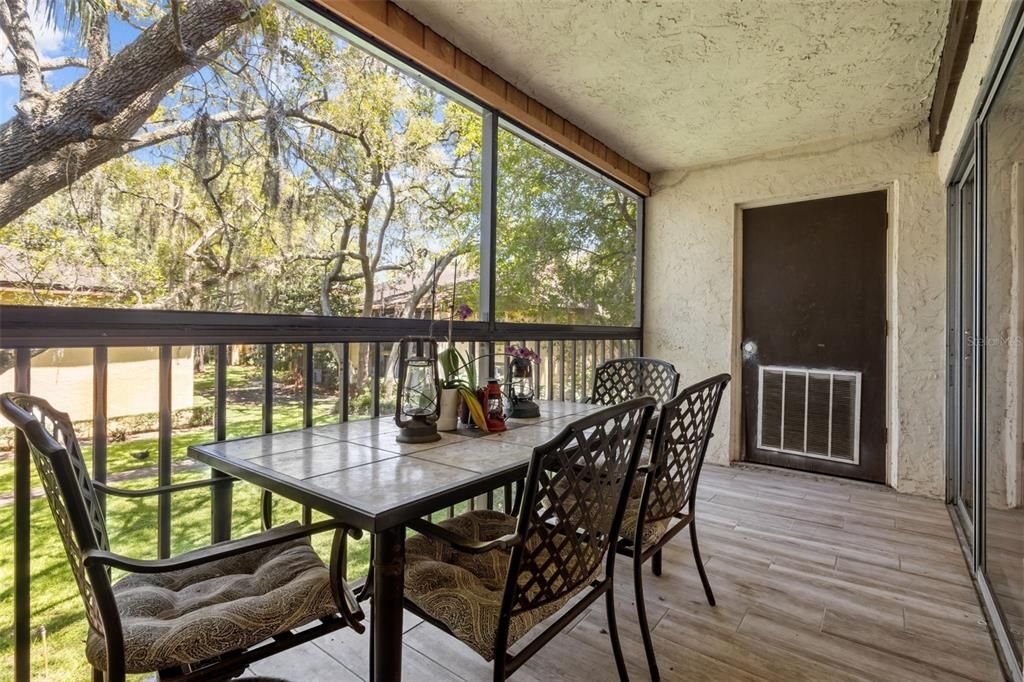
[0, 20, 249, 227]
[0, 56, 90, 77]
[0, 0, 46, 106]
[125, 101, 324, 153]
[0, 0, 261, 185]
[86, 7, 110, 68]
[169, 0, 188, 56]
[289, 110, 359, 143]
[370, 171, 395, 271]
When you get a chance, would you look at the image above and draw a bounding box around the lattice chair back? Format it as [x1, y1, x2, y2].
[0, 393, 113, 638]
[644, 374, 730, 523]
[590, 357, 680, 408]
[504, 396, 655, 615]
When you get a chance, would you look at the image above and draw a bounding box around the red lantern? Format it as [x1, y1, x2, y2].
[481, 379, 506, 432]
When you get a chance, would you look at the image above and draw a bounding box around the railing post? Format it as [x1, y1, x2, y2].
[559, 340, 565, 401]
[215, 345, 227, 441]
[13, 348, 31, 682]
[536, 337, 544, 395]
[340, 342, 349, 422]
[158, 345, 172, 559]
[92, 347, 108, 512]
[211, 345, 232, 543]
[263, 343, 274, 434]
[372, 342, 381, 418]
[486, 340, 496, 381]
[571, 340, 578, 402]
[302, 344, 314, 524]
[261, 344, 274, 528]
[303, 342, 314, 428]
[581, 339, 588, 400]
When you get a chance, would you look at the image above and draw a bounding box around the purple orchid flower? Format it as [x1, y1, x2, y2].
[505, 344, 541, 364]
[455, 303, 473, 321]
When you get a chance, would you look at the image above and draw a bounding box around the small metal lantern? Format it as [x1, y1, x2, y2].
[482, 379, 507, 432]
[395, 337, 442, 443]
[505, 357, 540, 418]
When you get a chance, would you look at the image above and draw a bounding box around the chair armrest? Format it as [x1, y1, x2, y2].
[93, 477, 234, 499]
[83, 519, 360, 574]
[407, 518, 520, 554]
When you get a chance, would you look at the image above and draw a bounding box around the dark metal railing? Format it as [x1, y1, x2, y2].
[0, 304, 641, 681]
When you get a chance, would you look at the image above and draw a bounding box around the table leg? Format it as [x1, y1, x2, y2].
[371, 526, 405, 682]
[210, 468, 233, 543]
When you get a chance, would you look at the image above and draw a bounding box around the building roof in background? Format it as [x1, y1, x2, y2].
[0, 244, 115, 293]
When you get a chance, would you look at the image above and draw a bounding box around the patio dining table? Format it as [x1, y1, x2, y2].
[188, 398, 607, 682]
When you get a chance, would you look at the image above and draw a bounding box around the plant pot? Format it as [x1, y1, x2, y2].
[438, 387, 460, 431]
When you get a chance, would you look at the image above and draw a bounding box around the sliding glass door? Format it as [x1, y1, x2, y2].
[950, 162, 977, 539]
[948, 8, 1024, 675]
[982, 32, 1024, 665]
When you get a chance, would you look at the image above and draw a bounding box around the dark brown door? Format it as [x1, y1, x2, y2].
[741, 191, 887, 483]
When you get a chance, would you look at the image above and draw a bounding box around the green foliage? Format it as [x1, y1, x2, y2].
[495, 130, 638, 325]
[2, 2, 635, 327]
[437, 345, 462, 388]
[2, 3, 482, 321]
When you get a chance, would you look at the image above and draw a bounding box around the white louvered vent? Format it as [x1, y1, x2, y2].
[756, 365, 861, 464]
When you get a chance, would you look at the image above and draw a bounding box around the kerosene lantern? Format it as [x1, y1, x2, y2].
[482, 378, 507, 432]
[394, 337, 441, 443]
[504, 357, 540, 418]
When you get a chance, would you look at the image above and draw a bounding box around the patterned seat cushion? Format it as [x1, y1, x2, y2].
[405, 510, 595, 661]
[620, 488, 672, 550]
[86, 527, 337, 673]
[553, 465, 675, 551]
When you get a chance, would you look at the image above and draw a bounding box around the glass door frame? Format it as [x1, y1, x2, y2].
[946, 5, 1024, 676]
[947, 155, 979, 548]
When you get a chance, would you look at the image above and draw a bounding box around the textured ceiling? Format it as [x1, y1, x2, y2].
[398, 0, 950, 173]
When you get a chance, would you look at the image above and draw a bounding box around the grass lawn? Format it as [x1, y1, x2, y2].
[0, 364, 388, 681]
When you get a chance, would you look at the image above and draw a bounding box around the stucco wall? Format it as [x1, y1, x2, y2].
[645, 125, 946, 497]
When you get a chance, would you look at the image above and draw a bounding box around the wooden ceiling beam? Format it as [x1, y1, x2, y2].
[929, 0, 982, 153]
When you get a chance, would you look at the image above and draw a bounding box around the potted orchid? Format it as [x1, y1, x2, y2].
[437, 299, 489, 431]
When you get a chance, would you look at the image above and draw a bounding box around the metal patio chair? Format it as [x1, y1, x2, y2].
[615, 374, 730, 681]
[401, 397, 655, 681]
[588, 357, 680, 409]
[0, 393, 364, 682]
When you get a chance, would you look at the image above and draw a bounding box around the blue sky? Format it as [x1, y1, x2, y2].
[0, 1, 144, 122]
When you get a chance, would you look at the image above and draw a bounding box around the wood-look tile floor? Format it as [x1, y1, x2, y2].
[246, 464, 1006, 681]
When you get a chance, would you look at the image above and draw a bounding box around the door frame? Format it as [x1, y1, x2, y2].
[730, 183, 895, 486]
[947, 153, 978, 543]
[942, 5, 1024, 677]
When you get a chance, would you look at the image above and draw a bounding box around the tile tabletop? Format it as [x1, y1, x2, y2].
[189, 399, 604, 531]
